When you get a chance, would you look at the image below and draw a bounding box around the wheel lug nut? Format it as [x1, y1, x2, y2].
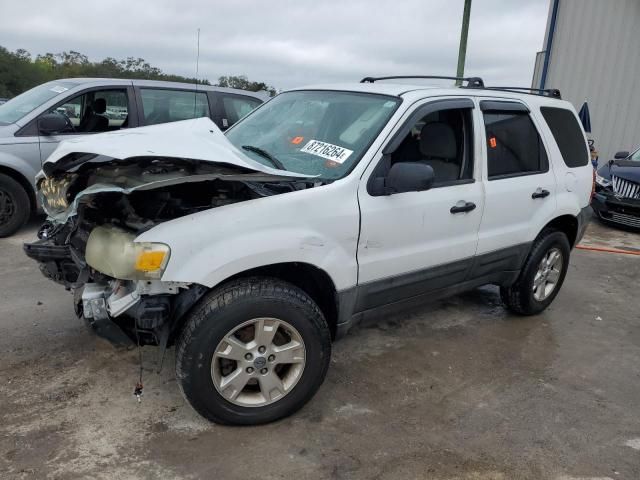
[268, 354, 275, 362]
[258, 346, 266, 354]
[260, 368, 268, 374]
[246, 367, 254, 373]
[245, 353, 253, 360]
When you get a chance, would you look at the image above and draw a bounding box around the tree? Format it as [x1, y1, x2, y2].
[0, 47, 276, 99]
[217, 75, 276, 96]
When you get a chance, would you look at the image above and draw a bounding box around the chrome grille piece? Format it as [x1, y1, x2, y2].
[612, 175, 640, 199]
[609, 212, 640, 228]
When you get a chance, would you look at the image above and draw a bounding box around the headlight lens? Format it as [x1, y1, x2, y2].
[85, 225, 170, 280]
[595, 173, 611, 187]
[38, 175, 74, 215]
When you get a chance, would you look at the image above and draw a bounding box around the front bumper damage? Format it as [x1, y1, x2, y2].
[592, 190, 640, 230]
[24, 234, 207, 346]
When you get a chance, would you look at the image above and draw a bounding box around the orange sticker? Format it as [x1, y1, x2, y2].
[324, 159, 339, 168]
[291, 136, 304, 145]
[489, 137, 497, 148]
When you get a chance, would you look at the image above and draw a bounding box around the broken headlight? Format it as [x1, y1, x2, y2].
[85, 225, 170, 280]
[38, 175, 74, 215]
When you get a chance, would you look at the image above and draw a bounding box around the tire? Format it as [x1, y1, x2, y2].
[0, 173, 30, 238]
[175, 277, 331, 425]
[500, 229, 571, 315]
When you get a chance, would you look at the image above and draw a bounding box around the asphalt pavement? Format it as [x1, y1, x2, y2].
[1, 218, 639, 480]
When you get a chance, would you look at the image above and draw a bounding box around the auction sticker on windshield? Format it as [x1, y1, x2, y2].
[300, 140, 353, 164]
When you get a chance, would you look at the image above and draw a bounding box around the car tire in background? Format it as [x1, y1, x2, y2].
[501, 229, 571, 315]
[176, 277, 331, 425]
[0, 173, 30, 237]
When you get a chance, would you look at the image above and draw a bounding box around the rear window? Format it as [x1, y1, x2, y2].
[540, 107, 589, 168]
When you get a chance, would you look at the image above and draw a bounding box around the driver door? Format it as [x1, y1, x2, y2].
[37, 86, 135, 163]
[356, 98, 484, 310]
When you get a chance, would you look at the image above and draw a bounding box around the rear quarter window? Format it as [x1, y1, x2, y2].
[540, 107, 589, 168]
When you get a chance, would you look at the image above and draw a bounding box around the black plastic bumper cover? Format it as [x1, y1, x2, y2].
[591, 191, 640, 229]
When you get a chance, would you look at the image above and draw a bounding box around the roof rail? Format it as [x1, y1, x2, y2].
[360, 75, 485, 88]
[480, 86, 562, 99]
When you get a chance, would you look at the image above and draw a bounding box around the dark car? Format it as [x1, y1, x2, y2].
[592, 147, 640, 230]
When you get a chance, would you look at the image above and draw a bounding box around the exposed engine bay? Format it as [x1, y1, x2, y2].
[24, 154, 313, 346]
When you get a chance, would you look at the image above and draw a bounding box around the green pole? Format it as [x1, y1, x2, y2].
[455, 0, 472, 85]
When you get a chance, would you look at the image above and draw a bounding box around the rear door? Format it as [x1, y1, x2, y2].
[476, 99, 557, 258]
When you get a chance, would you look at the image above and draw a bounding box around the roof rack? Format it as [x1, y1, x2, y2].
[481, 86, 562, 99]
[360, 75, 485, 88]
[359, 75, 562, 99]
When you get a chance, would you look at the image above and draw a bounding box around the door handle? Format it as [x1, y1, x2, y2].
[531, 188, 550, 199]
[450, 201, 476, 214]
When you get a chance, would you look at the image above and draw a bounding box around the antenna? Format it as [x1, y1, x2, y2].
[193, 28, 200, 117]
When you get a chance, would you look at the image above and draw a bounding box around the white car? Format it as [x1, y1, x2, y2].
[25, 76, 593, 425]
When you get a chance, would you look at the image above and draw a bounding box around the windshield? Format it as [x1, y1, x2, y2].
[225, 90, 401, 179]
[629, 148, 640, 162]
[0, 81, 75, 125]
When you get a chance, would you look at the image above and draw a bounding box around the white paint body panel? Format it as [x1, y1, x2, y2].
[357, 97, 485, 284]
[136, 179, 361, 291]
[125, 85, 592, 294]
[43, 117, 304, 178]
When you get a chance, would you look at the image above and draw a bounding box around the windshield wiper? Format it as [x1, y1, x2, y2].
[241, 145, 287, 171]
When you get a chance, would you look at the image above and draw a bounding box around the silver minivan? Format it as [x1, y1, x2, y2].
[0, 78, 265, 236]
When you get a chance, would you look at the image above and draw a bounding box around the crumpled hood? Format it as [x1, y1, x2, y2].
[42, 117, 305, 178]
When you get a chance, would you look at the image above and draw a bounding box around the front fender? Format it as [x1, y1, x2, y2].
[135, 180, 360, 291]
[0, 151, 39, 190]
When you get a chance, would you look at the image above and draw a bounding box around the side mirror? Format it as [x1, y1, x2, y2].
[384, 162, 434, 195]
[38, 113, 69, 135]
[614, 151, 629, 159]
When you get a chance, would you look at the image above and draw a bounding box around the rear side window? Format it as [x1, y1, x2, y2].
[221, 95, 262, 128]
[540, 107, 589, 168]
[140, 89, 209, 126]
[483, 111, 548, 179]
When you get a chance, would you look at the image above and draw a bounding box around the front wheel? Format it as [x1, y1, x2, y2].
[175, 277, 331, 425]
[0, 173, 30, 238]
[501, 229, 571, 315]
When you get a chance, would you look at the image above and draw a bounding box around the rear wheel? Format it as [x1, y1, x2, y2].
[175, 277, 331, 425]
[0, 173, 30, 237]
[501, 229, 571, 315]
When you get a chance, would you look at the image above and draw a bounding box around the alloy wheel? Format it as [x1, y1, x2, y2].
[211, 317, 306, 407]
[532, 247, 563, 301]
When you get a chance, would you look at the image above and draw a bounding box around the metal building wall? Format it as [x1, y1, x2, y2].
[533, 0, 640, 161]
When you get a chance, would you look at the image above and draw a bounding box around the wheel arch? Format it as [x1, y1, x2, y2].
[223, 262, 340, 340]
[540, 214, 579, 247]
[0, 164, 37, 212]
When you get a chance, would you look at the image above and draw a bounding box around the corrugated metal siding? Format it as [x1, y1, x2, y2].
[535, 0, 640, 161]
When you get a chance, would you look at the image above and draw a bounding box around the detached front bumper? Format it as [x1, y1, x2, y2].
[591, 190, 640, 230]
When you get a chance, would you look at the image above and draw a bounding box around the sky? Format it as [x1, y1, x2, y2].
[1, 0, 550, 90]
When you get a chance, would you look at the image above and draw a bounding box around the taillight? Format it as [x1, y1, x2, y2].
[590, 169, 596, 203]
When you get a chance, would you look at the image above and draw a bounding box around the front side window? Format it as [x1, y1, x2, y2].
[225, 90, 401, 179]
[388, 107, 474, 185]
[42, 88, 129, 134]
[483, 111, 548, 179]
[141, 88, 209, 126]
[0, 81, 75, 125]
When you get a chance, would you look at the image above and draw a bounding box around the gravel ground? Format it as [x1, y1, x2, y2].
[1, 219, 639, 480]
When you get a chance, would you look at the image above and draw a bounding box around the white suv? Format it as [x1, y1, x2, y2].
[24, 76, 593, 425]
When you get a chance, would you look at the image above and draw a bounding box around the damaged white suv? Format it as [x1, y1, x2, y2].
[25, 76, 593, 425]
